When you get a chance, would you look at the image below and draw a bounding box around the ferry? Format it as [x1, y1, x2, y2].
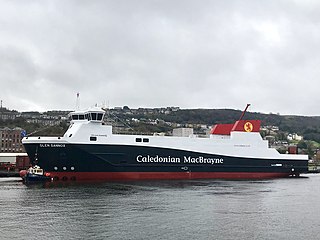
[21, 105, 309, 181]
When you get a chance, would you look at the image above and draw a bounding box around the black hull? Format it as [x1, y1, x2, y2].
[22, 143, 309, 181]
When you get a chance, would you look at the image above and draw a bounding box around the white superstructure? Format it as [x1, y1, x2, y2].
[23, 107, 308, 161]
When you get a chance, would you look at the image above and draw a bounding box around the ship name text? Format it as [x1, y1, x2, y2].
[136, 155, 223, 165]
[39, 143, 66, 148]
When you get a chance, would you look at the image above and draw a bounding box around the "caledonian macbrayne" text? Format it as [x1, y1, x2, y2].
[136, 155, 223, 165]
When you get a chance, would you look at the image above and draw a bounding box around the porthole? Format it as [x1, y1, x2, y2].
[54, 167, 58, 171]
[71, 167, 75, 171]
[63, 167, 67, 171]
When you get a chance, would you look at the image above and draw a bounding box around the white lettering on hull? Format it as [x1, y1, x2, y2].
[136, 155, 224, 165]
[183, 156, 223, 164]
[136, 155, 181, 163]
[39, 144, 66, 148]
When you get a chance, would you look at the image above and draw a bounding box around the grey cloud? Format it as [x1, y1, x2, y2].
[0, 0, 320, 114]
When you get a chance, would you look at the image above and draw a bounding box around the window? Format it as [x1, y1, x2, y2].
[143, 138, 149, 143]
[136, 138, 142, 142]
[91, 113, 97, 121]
[97, 113, 103, 121]
[90, 136, 97, 141]
[79, 114, 85, 120]
[72, 115, 79, 120]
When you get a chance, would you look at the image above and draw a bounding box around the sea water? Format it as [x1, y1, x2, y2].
[0, 174, 319, 240]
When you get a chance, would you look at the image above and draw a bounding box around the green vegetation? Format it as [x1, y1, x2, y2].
[0, 117, 68, 137]
[2, 107, 320, 159]
[114, 108, 320, 138]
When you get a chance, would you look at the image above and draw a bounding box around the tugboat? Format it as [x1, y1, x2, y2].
[20, 165, 51, 183]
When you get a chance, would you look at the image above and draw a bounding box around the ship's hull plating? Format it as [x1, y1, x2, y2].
[23, 143, 308, 181]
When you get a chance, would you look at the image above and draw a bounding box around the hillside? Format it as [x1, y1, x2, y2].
[111, 108, 320, 141]
[2, 107, 320, 142]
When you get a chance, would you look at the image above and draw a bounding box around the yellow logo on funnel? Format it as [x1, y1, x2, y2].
[244, 122, 253, 132]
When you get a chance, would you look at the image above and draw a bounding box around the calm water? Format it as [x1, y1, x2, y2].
[0, 175, 319, 240]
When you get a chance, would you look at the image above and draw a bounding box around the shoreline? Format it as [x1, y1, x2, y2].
[0, 171, 20, 178]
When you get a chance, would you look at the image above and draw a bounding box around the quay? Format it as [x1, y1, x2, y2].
[0, 171, 20, 177]
[0, 153, 30, 177]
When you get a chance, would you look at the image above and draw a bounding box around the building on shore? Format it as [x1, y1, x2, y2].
[172, 128, 194, 137]
[0, 127, 25, 153]
[0, 153, 29, 171]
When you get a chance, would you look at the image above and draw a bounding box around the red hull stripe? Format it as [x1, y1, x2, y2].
[47, 171, 291, 181]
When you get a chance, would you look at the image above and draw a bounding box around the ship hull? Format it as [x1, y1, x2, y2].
[23, 143, 308, 181]
[44, 171, 291, 181]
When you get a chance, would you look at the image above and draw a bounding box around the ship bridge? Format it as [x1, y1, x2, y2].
[63, 107, 112, 140]
[69, 107, 105, 123]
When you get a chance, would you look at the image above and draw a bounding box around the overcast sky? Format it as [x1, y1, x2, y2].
[1, 0, 320, 115]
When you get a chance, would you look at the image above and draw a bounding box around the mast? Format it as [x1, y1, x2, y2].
[238, 104, 251, 121]
[76, 92, 80, 110]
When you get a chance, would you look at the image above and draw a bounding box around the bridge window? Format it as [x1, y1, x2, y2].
[71, 114, 87, 120]
[72, 115, 79, 120]
[91, 113, 97, 121]
[97, 113, 103, 121]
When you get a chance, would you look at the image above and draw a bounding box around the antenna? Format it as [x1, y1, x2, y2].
[102, 100, 109, 109]
[238, 104, 251, 121]
[76, 92, 80, 110]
